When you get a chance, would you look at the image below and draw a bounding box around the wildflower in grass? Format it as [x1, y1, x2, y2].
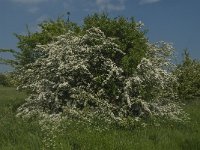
[39, 114, 62, 150]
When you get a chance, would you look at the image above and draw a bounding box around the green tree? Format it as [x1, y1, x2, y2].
[175, 50, 200, 102]
[0, 73, 8, 86]
[14, 19, 80, 68]
[0, 73, 14, 86]
[1, 18, 80, 68]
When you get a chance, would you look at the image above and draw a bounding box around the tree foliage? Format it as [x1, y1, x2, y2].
[14, 19, 80, 68]
[0, 73, 8, 86]
[0, 73, 15, 87]
[0, 49, 19, 66]
[83, 13, 148, 75]
[175, 50, 200, 101]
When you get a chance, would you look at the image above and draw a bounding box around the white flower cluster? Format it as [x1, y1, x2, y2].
[16, 27, 187, 126]
[39, 114, 62, 149]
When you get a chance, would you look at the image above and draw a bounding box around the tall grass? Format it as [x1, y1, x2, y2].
[0, 86, 41, 150]
[0, 86, 199, 150]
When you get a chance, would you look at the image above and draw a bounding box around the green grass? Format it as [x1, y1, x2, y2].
[0, 86, 200, 150]
[0, 86, 41, 150]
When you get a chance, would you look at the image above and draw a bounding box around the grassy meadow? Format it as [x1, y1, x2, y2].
[0, 86, 200, 150]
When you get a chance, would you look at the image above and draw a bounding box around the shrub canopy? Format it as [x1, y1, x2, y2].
[17, 28, 187, 125]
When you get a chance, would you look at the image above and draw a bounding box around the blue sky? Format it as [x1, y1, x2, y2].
[0, 0, 200, 72]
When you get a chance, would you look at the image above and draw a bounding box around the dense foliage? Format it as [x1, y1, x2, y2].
[175, 50, 200, 102]
[14, 19, 80, 68]
[0, 73, 8, 86]
[17, 28, 187, 126]
[83, 14, 148, 75]
[0, 73, 16, 87]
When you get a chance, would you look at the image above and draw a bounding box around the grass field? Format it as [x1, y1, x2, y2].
[0, 86, 200, 150]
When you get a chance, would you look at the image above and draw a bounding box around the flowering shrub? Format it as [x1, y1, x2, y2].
[17, 28, 187, 126]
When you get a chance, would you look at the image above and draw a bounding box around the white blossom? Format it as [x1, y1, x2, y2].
[16, 27, 187, 127]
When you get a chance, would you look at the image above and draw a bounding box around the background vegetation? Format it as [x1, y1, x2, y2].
[175, 50, 200, 102]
